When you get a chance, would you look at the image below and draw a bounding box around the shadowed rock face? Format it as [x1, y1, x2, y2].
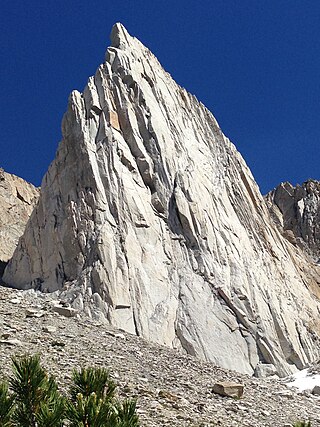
[266, 180, 320, 259]
[0, 169, 39, 273]
[3, 24, 320, 376]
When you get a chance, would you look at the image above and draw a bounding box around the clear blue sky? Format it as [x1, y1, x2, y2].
[1, 1, 319, 194]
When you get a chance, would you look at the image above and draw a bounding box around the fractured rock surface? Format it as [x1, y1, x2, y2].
[0, 169, 39, 274]
[4, 24, 320, 377]
[266, 180, 320, 259]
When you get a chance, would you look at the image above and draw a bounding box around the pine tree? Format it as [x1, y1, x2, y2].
[0, 382, 14, 427]
[9, 354, 65, 427]
[70, 367, 116, 402]
[67, 366, 139, 427]
[114, 399, 139, 427]
[0, 354, 139, 427]
[293, 422, 312, 427]
[67, 391, 116, 427]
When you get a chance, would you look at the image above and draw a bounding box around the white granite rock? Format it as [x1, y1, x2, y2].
[4, 23, 320, 376]
[0, 169, 39, 266]
[254, 363, 278, 378]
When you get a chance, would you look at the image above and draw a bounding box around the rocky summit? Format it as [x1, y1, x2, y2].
[3, 24, 320, 379]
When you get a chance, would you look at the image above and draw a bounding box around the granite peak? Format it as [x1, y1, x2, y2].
[3, 24, 320, 377]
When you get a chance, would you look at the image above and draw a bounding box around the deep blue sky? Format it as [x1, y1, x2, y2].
[1, 1, 319, 194]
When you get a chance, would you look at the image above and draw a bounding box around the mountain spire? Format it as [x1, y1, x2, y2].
[4, 24, 320, 377]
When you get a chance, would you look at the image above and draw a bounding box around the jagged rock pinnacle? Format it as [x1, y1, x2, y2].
[110, 22, 131, 48]
[266, 179, 320, 259]
[4, 24, 320, 377]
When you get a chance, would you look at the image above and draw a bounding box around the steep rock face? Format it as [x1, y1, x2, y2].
[266, 180, 320, 259]
[4, 24, 320, 376]
[0, 169, 39, 275]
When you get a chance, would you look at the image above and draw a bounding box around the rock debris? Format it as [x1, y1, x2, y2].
[0, 285, 319, 427]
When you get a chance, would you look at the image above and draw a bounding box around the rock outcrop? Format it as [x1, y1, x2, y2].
[4, 24, 320, 376]
[266, 180, 320, 259]
[0, 169, 39, 276]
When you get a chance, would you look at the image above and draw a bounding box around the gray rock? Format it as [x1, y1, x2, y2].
[254, 363, 278, 378]
[312, 385, 320, 396]
[274, 390, 294, 399]
[0, 338, 22, 346]
[114, 333, 126, 340]
[51, 305, 78, 318]
[42, 325, 57, 334]
[25, 308, 45, 318]
[9, 298, 21, 305]
[1, 333, 11, 339]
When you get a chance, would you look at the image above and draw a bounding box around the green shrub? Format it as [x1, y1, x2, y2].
[66, 365, 139, 426]
[293, 421, 311, 427]
[70, 366, 116, 402]
[0, 381, 14, 427]
[10, 354, 65, 427]
[0, 354, 139, 427]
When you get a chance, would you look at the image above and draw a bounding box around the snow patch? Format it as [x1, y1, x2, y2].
[285, 368, 320, 392]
